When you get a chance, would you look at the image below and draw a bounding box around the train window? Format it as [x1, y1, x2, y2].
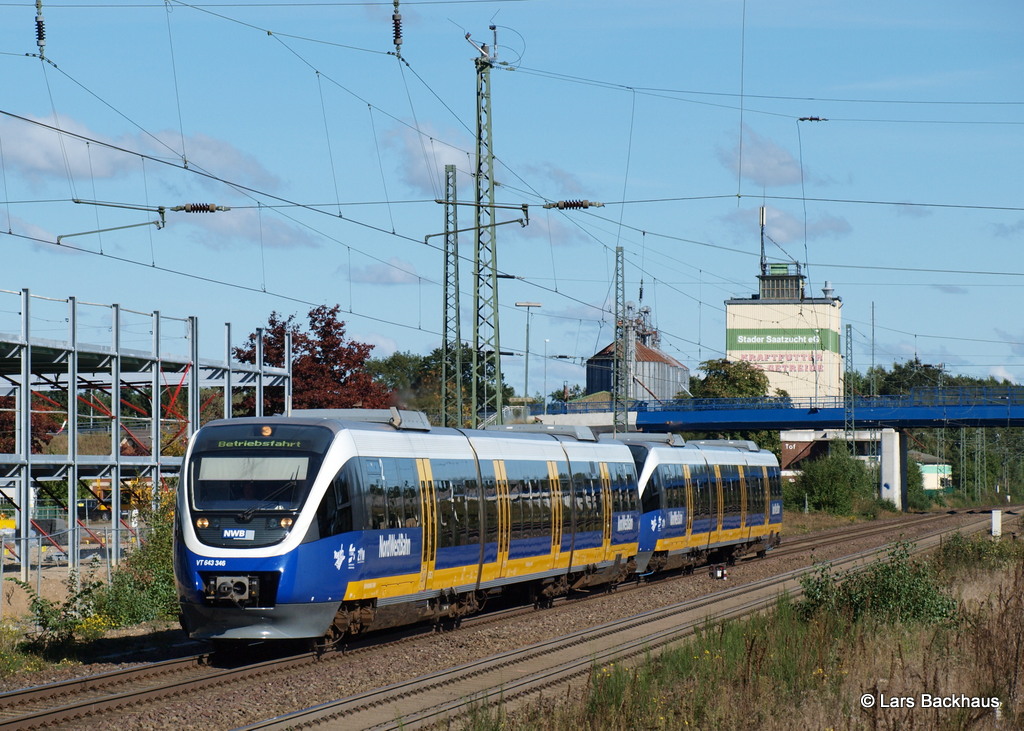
[642, 466, 662, 514]
[537, 473, 552, 538]
[316, 460, 358, 538]
[438, 458, 481, 546]
[358, 457, 419, 531]
[436, 476, 455, 548]
[720, 465, 740, 515]
[769, 466, 782, 501]
[479, 461, 498, 546]
[451, 478, 467, 547]
[465, 477, 481, 544]
[556, 464, 572, 539]
[609, 462, 634, 514]
[387, 481, 405, 529]
[691, 464, 711, 517]
[624, 463, 639, 513]
[574, 462, 600, 534]
[670, 463, 685, 509]
[527, 469, 539, 539]
[362, 457, 388, 530]
[535, 471, 551, 539]
[504, 464, 520, 541]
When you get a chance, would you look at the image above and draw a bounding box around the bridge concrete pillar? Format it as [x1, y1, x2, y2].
[879, 428, 908, 511]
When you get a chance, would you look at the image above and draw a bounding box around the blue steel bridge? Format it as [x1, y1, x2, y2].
[533, 387, 1024, 433]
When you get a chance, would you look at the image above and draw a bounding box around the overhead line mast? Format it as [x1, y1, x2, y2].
[468, 27, 502, 427]
[441, 164, 463, 427]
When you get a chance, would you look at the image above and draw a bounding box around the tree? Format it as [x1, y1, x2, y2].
[367, 350, 440, 416]
[690, 358, 773, 399]
[548, 383, 586, 404]
[366, 344, 513, 425]
[235, 305, 392, 414]
[787, 445, 880, 515]
[678, 358, 781, 455]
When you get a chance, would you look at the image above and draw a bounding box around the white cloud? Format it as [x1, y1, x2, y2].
[353, 331, 399, 357]
[993, 219, 1024, 238]
[0, 114, 279, 190]
[174, 207, 320, 250]
[717, 126, 802, 188]
[988, 365, 1019, 385]
[722, 206, 850, 247]
[520, 162, 586, 198]
[383, 123, 470, 195]
[931, 284, 968, 295]
[349, 256, 419, 285]
[994, 328, 1024, 357]
[148, 131, 281, 190]
[506, 213, 591, 247]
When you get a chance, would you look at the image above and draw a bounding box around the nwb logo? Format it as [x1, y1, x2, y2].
[223, 528, 255, 540]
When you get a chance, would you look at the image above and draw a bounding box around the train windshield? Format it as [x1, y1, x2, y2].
[186, 423, 334, 513]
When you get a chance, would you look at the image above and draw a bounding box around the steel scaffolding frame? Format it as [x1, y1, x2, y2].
[0, 288, 290, 583]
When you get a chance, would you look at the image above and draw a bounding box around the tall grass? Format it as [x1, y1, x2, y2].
[461, 533, 1024, 731]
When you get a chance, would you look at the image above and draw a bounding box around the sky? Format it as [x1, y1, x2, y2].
[1, 0, 1022, 400]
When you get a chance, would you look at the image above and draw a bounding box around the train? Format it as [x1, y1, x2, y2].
[173, 409, 782, 644]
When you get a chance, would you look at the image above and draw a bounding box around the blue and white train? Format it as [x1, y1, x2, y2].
[173, 409, 782, 643]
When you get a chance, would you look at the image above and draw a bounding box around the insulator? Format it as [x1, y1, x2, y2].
[35, 15, 45, 47]
[392, 12, 402, 47]
[557, 199, 589, 209]
[183, 203, 217, 213]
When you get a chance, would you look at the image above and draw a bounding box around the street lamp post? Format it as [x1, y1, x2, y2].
[515, 302, 542, 404]
[544, 338, 550, 416]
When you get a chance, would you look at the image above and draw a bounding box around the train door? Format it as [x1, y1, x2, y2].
[683, 464, 694, 536]
[760, 465, 771, 526]
[416, 458, 437, 592]
[493, 460, 511, 576]
[547, 461, 563, 561]
[599, 462, 613, 553]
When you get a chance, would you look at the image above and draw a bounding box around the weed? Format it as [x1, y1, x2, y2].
[6, 570, 103, 656]
[797, 541, 958, 625]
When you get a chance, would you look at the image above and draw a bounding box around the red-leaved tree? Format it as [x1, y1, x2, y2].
[234, 305, 393, 414]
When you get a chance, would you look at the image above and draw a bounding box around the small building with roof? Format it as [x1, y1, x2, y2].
[585, 304, 690, 401]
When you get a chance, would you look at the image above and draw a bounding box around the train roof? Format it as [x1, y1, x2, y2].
[599, 432, 686, 447]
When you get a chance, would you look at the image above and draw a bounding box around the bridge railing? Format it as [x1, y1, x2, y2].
[533, 386, 1024, 415]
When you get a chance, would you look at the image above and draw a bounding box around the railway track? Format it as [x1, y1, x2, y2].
[245, 512, 998, 730]
[0, 510, 1004, 729]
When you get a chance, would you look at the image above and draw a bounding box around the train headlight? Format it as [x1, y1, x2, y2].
[196, 517, 209, 529]
[279, 517, 293, 529]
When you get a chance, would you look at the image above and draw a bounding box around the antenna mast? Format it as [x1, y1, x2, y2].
[759, 205, 767, 277]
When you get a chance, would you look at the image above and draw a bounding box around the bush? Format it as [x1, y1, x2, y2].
[7, 571, 104, 656]
[789, 445, 877, 515]
[932, 531, 1024, 575]
[93, 486, 177, 625]
[0, 623, 47, 676]
[798, 541, 958, 625]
